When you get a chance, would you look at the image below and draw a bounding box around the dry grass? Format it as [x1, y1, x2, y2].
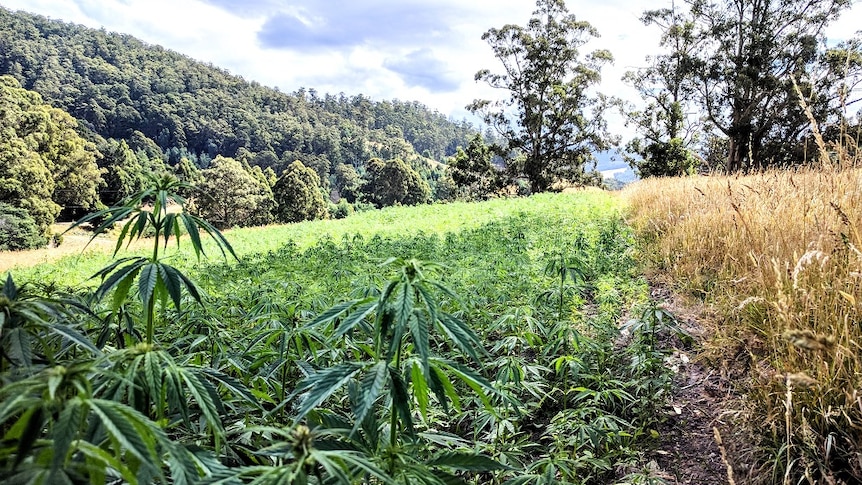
[624, 164, 862, 483]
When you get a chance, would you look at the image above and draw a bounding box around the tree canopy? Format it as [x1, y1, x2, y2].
[469, 0, 615, 192]
[361, 158, 431, 208]
[273, 160, 328, 223]
[195, 156, 275, 229]
[0, 75, 101, 239]
[644, 0, 859, 172]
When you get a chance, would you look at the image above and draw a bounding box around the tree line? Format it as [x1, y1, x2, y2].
[2, 0, 861, 250]
[468, 0, 861, 182]
[0, 73, 439, 249]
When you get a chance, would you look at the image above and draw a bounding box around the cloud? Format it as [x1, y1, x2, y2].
[383, 48, 460, 92]
[255, 2, 454, 51]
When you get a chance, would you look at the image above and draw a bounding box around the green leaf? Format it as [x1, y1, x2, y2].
[112, 265, 140, 310]
[75, 440, 140, 485]
[428, 364, 456, 413]
[293, 363, 363, 421]
[51, 398, 83, 473]
[14, 406, 43, 469]
[307, 299, 363, 329]
[179, 214, 203, 260]
[179, 368, 225, 440]
[198, 367, 263, 410]
[94, 258, 146, 301]
[138, 263, 159, 308]
[313, 449, 397, 485]
[3, 274, 17, 299]
[5, 327, 32, 367]
[426, 452, 508, 471]
[411, 361, 430, 421]
[436, 313, 485, 364]
[388, 365, 414, 437]
[158, 264, 183, 310]
[173, 268, 203, 304]
[45, 323, 101, 356]
[352, 361, 388, 433]
[332, 301, 376, 338]
[408, 312, 430, 373]
[87, 399, 161, 471]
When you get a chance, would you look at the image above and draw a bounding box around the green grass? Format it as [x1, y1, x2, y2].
[10, 192, 619, 288]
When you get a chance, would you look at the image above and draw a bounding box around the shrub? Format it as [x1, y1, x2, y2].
[0, 203, 46, 250]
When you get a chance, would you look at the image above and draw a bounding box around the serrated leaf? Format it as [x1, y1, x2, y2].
[426, 451, 508, 471]
[388, 365, 413, 437]
[5, 327, 32, 367]
[158, 264, 183, 310]
[198, 367, 263, 410]
[46, 323, 101, 356]
[436, 313, 485, 364]
[14, 406, 43, 469]
[332, 301, 376, 338]
[411, 362, 430, 421]
[51, 398, 83, 473]
[138, 263, 159, 308]
[352, 361, 388, 433]
[293, 363, 363, 421]
[307, 299, 363, 329]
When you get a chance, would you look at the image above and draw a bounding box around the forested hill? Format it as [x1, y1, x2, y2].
[0, 6, 476, 170]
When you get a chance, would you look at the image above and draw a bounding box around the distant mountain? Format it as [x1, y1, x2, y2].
[0, 6, 477, 176]
[593, 150, 628, 172]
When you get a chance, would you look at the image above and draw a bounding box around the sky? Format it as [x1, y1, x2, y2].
[2, 0, 860, 126]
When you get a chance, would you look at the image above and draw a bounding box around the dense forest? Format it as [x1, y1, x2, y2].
[0, 5, 487, 248]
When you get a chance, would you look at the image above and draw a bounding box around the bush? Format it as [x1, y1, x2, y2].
[328, 200, 354, 219]
[0, 203, 46, 250]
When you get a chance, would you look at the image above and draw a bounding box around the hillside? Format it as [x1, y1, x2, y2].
[0, 6, 476, 172]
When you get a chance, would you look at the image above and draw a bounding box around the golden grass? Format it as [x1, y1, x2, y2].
[624, 165, 862, 483]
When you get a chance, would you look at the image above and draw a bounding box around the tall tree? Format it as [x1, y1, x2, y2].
[272, 160, 327, 223]
[448, 134, 501, 198]
[623, 1, 702, 177]
[195, 156, 274, 229]
[469, 0, 615, 192]
[0, 75, 101, 237]
[361, 158, 431, 208]
[680, 0, 854, 171]
[333, 163, 361, 203]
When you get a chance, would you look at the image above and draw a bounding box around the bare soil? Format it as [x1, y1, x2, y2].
[0, 224, 119, 273]
[644, 285, 736, 485]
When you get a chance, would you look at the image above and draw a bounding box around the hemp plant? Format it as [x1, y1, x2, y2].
[69, 174, 236, 345]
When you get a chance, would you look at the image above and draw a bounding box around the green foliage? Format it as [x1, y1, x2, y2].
[69, 173, 236, 345]
[0, 6, 479, 182]
[329, 200, 354, 219]
[362, 158, 431, 208]
[448, 133, 501, 199]
[0, 75, 101, 233]
[273, 160, 328, 223]
[0, 203, 45, 251]
[469, 0, 616, 192]
[623, 3, 701, 178]
[627, 138, 699, 177]
[195, 155, 275, 228]
[333, 163, 362, 203]
[3, 191, 685, 484]
[653, 0, 857, 171]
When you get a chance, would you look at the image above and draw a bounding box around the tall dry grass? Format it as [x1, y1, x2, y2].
[624, 162, 862, 482]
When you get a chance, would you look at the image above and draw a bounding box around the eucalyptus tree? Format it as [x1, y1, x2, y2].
[469, 0, 615, 192]
[675, 0, 855, 171]
[623, 1, 702, 177]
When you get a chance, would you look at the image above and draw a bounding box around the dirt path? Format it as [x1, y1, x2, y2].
[645, 285, 734, 484]
[0, 233, 115, 273]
